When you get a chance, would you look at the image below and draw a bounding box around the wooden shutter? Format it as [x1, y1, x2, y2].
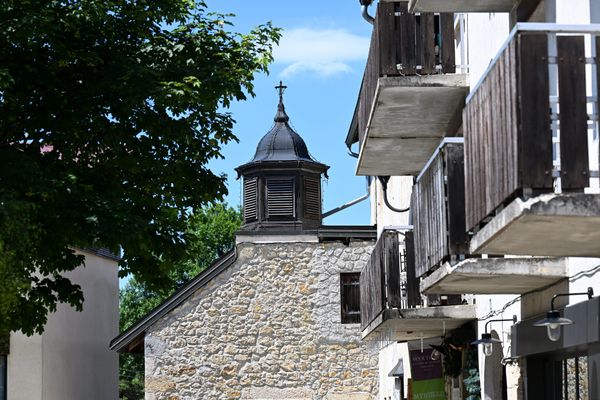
[340, 272, 361, 324]
[304, 177, 321, 219]
[243, 178, 258, 222]
[266, 178, 295, 218]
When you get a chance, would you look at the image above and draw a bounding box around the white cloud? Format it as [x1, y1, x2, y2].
[274, 28, 370, 78]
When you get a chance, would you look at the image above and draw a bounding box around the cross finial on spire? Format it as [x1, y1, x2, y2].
[275, 80, 287, 103]
[273, 81, 289, 123]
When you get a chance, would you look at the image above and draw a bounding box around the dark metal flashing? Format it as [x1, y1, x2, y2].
[318, 225, 377, 241]
[236, 225, 377, 241]
[79, 247, 121, 262]
[345, 86, 362, 148]
[235, 160, 329, 178]
[110, 250, 237, 353]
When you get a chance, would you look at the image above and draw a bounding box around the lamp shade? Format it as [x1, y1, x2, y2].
[472, 333, 502, 357]
[533, 310, 573, 341]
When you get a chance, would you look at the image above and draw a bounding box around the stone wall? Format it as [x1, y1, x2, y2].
[145, 240, 379, 400]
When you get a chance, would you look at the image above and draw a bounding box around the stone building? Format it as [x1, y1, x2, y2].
[111, 87, 379, 399]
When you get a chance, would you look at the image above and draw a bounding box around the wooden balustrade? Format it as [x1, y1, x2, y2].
[357, 2, 455, 145]
[411, 142, 466, 278]
[464, 30, 597, 232]
[359, 230, 419, 330]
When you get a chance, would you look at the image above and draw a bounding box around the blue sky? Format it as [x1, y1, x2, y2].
[208, 0, 374, 225]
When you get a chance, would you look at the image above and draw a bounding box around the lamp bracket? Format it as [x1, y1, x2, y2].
[550, 287, 594, 311]
[484, 315, 518, 334]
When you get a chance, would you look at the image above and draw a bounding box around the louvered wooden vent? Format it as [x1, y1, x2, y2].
[267, 178, 295, 218]
[243, 178, 258, 222]
[304, 176, 321, 219]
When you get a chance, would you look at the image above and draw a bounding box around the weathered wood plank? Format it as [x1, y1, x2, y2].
[440, 13, 455, 73]
[518, 33, 553, 191]
[508, 38, 519, 195]
[384, 231, 402, 308]
[497, 46, 507, 206]
[420, 13, 435, 74]
[463, 103, 473, 232]
[445, 143, 467, 254]
[399, 2, 416, 74]
[359, 234, 387, 330]
[557, 35, 589, 191]
[597, 37, 600, 174]
[378, 2, 398, 76]
[404, 231, 420, 308]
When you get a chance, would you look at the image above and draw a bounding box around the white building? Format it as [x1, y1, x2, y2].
[2, 249, 119, 400]
[346, 0, 600, 398]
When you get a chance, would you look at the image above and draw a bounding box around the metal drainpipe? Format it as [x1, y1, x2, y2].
[322, 176, 371, 219]
[361, 4, 374, 24]
[378, 176, 410, 213]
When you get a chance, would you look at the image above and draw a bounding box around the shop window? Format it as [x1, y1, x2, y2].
[561, 356, 588, 399]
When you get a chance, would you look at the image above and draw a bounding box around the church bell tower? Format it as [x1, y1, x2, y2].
[235, 82, 329, 232]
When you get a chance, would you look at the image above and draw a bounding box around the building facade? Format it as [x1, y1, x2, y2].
[112, 93, 380, 399]
[347, 0, 600, 399]
[3, 249, 119, 400]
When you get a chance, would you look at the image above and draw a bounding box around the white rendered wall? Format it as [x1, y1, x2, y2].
[370, 176, 412, 236]
[554, 0, 590, 23]
[7, 333, 42, 400]
[378, 343, 410, 400]
[464, 13, 510, 89]
[7, 251, 119, 400]
[476, 294, 522, 400]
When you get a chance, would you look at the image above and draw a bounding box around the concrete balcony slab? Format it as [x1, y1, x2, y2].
[470, 193, 600, 257]
[361, 305, 475, 341]
[421, 257, 568, 295]
[356, 75, 469, 176]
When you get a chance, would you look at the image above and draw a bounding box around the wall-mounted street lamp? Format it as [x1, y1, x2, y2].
[533, 287, 594, 342]
[472, 316, 517, 357]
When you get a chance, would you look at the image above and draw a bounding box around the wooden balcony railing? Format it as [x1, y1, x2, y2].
[412, 141, 467, 277]
[359, 230, 420, 330]
[464, 24, 600, 232]
[357, 2, 456, 145]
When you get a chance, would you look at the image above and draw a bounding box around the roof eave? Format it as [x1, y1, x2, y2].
[110, 250, 237, 353]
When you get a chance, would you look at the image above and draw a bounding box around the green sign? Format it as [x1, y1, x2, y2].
[412, 378, 446, 400]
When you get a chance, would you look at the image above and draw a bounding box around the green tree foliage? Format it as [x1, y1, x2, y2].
[119, 202, 242, 400]
[0, 1, 279, 335]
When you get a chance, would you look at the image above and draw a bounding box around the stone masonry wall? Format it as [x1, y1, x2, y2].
[145, 240, 379, 400]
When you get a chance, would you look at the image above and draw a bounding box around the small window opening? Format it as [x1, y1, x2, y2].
[340, 272, 361, 324]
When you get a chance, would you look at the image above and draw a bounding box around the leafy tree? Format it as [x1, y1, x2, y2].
[0, 0, 279, 335]
[119, 202, 242, 400]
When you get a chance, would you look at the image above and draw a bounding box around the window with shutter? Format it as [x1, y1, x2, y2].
[304, 176, 321, 219]
[266, 178, 295, 218]
[340, 272, 361, 324]
[243, 178, 258, 222]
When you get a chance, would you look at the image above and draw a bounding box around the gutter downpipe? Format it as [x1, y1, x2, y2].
[362, 4, 374, 24]
[378, 176, 410, 213]
[322, 176, 371, 219]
